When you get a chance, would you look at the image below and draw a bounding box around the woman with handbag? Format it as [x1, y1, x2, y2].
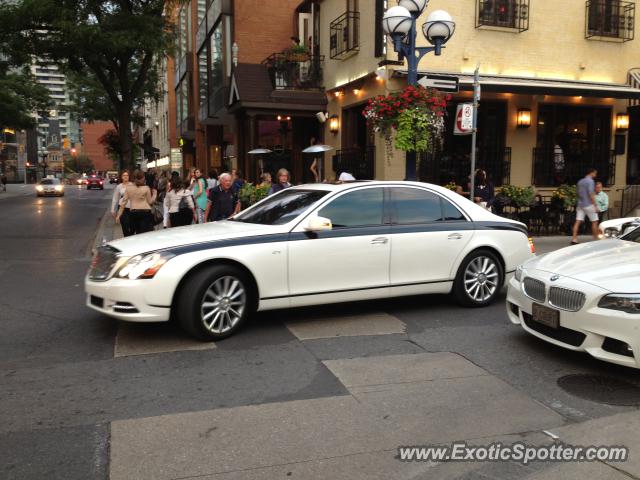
[116, 170, 157, 234]
[164, 176, 196, 227]
[111, 170, 134, 237]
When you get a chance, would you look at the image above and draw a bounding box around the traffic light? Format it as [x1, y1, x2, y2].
[70, 147, 77, 156]
[63, 137, 70, 149]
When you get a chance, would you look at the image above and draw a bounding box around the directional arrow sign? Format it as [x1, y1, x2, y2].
[417, 74, 459, 92]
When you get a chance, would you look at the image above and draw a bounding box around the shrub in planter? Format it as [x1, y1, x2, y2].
[499, 185, 535, 208]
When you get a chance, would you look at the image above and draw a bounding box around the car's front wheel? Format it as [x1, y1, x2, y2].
[453, 249, 503, 307]
[176, 265, 254, 341]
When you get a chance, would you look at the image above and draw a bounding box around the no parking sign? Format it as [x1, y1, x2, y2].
[454, 103, 474, 135]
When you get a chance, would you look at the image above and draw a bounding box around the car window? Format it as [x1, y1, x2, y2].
[318, 188, 384, 228]
[621, 224, 640, 242]
[390, 187, 442, 224]
[442, 199, 466, 221]
[232, 189, 328, 225]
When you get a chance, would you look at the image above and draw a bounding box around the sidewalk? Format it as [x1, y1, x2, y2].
[533, 235, 595, 255]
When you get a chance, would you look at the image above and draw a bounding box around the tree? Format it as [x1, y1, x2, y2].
[1, 0, 184, 170]
[65, 153, 94, 174]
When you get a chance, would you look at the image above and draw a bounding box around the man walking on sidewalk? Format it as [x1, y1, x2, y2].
[0, 172, 7, 192]
[571, 168, 599, 245]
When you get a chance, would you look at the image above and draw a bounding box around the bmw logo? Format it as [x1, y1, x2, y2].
[550, 274, 560, 282]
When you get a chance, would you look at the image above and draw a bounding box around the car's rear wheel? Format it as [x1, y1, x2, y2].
[453, 249, 503, 307]
[176, 265, 254, 341]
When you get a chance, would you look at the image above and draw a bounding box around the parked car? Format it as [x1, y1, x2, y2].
[36, 178, 64, 197]
[86, 175, 104, 190]
[507, 227, 640, 369]
[599, 217, 640, 238]
[86, 181, 534, 341]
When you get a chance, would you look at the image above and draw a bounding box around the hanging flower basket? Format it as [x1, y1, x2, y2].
[362, 86, 451, 163]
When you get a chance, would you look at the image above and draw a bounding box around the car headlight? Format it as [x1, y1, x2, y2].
[598, 294, 640, 314]
[36, 185, 43, 191]
[515, 265, 525, 282]
[55, 185, 63, 191]
[116, 252, 175, 280]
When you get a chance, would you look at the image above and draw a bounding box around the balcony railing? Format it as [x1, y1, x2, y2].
[332, 146, 375, 180]
[476, 0, 529, 32]
[532, 147, 616, 187]
[262, 52, 324, 90]
[330, 11, 360, 60]
[586, 0, 635, 41]
[419, 147, 511, 187]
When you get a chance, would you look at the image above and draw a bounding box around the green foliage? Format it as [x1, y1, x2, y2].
[65, 154, 94, 174]
[499, 185, 535, 208]
[395, 109, 433, 153]
[552, 184, 577, 209]
[0, 68, 52, 130]
[239, 184, 271, 208]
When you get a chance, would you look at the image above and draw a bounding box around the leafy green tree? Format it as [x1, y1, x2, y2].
[1, 0, 183, 170]
[65, 153, 94, 174]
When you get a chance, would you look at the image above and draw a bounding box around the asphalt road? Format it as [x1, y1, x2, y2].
[1, 184, 639, 479]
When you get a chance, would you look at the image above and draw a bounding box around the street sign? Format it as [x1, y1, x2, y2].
[454, 103, 474, 135]
[417, 74, 459, 92]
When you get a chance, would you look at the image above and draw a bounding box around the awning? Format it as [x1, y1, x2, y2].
[395, 70, 640, 99]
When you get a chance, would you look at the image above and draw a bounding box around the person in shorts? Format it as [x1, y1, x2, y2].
[571, 168, 599, 244]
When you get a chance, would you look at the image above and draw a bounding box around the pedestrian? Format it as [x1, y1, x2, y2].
[259, 172, 272, 189]
[164, 176, 196, 227]
[157, 171, 170, 228]
[111, 170, 134, 237]
[571, 168, 599, 244]
[116, 170, 157, 235]
[0, 171, 6, 192]
[232, 170, 245, 193]
[473, 169, 495, 211]
[595, 181, 609, 223]
[269, 168, 292, 195]
[204, 172, 241, 222]
[192, 169, 208, 223]
[207, 169, 219, 191]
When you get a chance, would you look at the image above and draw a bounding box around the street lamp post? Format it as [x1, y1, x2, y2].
[382, 0, 455, 180]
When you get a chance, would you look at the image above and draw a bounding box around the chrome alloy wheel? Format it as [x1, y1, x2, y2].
[463, 256, 499, 303]
[200, 276, 246, 334]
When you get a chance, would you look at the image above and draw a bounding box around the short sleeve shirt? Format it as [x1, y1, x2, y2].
[577, 176, 595, 208]
[207, 186, 238, 221]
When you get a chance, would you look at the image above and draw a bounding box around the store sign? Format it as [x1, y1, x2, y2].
[170, 148, 183, 172]
[454, 103, 474, 135]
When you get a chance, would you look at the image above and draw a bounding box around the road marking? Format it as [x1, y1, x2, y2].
[285, 312, 406, 340]
[114, 322, 216, 358]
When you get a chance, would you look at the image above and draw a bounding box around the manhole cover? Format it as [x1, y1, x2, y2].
[558, 374, 640, 406]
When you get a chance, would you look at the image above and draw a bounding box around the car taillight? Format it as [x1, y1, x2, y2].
[528, 237, 535, 254]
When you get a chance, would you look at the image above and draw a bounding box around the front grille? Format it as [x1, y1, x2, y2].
[89, 245, 120, 281]
[523, 277, 546, 303]
[522, 312, 586, 347]
[549, 287, 586, 312]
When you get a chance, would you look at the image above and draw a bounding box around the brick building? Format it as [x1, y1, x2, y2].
[80, 121, 115, 173]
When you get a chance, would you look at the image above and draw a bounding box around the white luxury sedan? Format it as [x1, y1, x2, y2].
[507, 227, 640, 369]
[86, 181, 534, 340]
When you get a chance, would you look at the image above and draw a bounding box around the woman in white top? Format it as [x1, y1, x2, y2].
[164, 176, 196, 227]
[110, 170, 133, 237]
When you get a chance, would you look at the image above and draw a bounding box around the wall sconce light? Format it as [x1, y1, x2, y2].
[616, 112, 630, 131]
[334, 90, 343, 98]
[277, 115, 292, 122]
[329, 115, 339, 134]
[353, 88, 361, 95]
[516, 108, 531, 128]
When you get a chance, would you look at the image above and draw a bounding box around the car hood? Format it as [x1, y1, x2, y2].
[108, 221, 285, 256]
[525, 240, 640, 292]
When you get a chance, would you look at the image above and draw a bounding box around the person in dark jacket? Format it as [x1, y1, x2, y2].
[269, 168, 292, 195]
[472, 169, 495, 211]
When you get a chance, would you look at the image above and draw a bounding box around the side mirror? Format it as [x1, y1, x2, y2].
[304, 216, 332, 232]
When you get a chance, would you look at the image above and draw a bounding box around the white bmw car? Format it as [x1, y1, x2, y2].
[86, 181, 533, 340]
[507, 228, 640, 369]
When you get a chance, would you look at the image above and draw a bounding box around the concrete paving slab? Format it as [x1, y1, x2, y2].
[114, 322, 216, 358]
[545, 410, 640, 478]
[324, 352, 487, 388]
[285, 312, 406, 340]
[525, 460, 630, 480]
[109, 354, 564, 480]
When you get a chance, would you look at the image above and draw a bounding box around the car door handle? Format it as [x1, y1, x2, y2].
[448, 233, 463, 240]
[371, 237, 389, 245]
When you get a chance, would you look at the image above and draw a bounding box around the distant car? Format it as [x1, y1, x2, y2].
[599, 217, 640, 238]
[77, 176, 89, 185]
[507, 226, 640, 369]
[107, 171, 119, 184]
[86, 181, 534, 341]
[36, 178, 64, 197]
[87, 176, 104, 190]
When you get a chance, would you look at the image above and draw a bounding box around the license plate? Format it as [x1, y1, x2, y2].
[532, 303, 559, 329]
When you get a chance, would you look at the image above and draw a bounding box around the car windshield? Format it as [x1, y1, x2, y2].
[621, 224, 640, 242]
[40, 179, 60, 185]
[232, 189, 329, 225]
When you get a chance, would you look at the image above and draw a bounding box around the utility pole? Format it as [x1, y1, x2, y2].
[469, 65, 480, 201]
